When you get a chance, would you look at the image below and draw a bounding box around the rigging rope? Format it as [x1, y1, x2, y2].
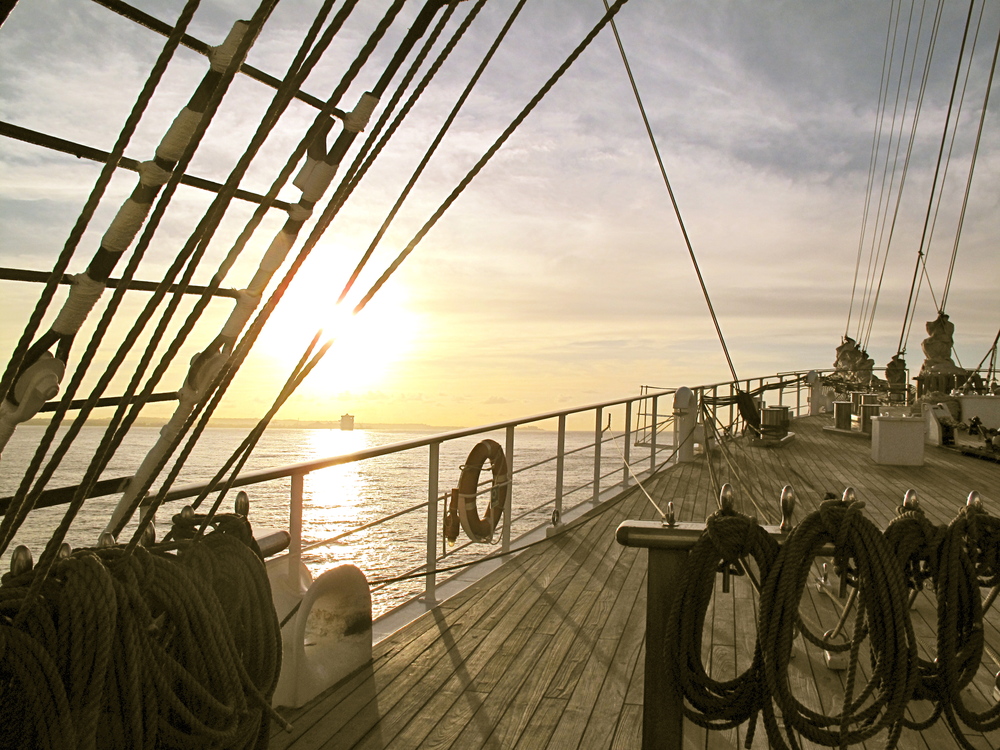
[847, 0, 902, 340]
[352, 0, 633, 315]
[104, 0, 434, 538]
[898, 0, 977, 355]
[858, 0, 943, 352]
[0, 0, 275, 559]
[337, 0, 523, 303]
[603, 0, 739, 384]
[942, 10, 1000, 312]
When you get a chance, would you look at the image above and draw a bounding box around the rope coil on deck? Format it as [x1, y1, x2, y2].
[0, 519, 282, 749]
[758, 498, 918, 748]
[664, 507, 779, 734]
[661, 489, 1000, 748]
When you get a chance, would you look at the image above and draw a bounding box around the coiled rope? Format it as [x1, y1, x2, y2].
[0, 521, 283, 750]
[662, 491, 1000, 748]
[664, 506, 779, 738]
[758, 498, 918, 748]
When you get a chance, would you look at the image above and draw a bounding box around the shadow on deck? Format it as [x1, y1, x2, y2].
[272, 413, 1000, 749]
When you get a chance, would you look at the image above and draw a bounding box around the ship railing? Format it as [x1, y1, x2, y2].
[152, 387, 681, 614]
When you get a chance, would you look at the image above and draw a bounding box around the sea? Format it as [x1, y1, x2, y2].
[1, 425, 620, 617]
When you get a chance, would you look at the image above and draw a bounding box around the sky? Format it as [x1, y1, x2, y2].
[0, 0, 998, 429]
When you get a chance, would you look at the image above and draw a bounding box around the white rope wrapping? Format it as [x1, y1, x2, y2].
[156, 107, 203, 164]
[104, 345, 226, 534]
[297, 160, 338, 204]
[247, 230, 295, 296]
[51, 273, 106, 335]
[137, 159, 173, 187]
[292, 156, 318, 193]
[287, 203, 312, 223]
[220, 290, 259, 339]
[209, 20, 250, 72]
[0, 400, 19, 454]
[343, 92, 379, 133]
[101, 198, 153, 254]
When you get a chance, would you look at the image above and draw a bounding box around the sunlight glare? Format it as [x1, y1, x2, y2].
[256, 244, 419, 395]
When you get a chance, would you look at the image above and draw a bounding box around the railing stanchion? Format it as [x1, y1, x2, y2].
[623, 401, 632, 489]
[503, 426, 515, 552]
[650, 396, 658, 473]
[593, 407, 603, 504]
[426, 442, 440, 602]
[555, 414, 566, 523]
[289, 472, 304, 582]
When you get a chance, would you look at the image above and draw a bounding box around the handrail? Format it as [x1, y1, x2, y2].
[3, 373, 843, 616]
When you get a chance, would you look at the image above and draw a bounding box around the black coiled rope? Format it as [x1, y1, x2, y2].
[0, 518, 282, 749]
[665, 507, 779, 736]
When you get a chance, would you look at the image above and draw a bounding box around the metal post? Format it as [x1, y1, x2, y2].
[425, 442, 439, 602]
[728, 383, 734, 430]
[623, 401, 632, 488]
[555, 414, 566, 522]
[797, 374, 802, 415]
[503, 425, 514, 552]
[289, 472, 304, 582]
[593, 407, 603, 504]
[778, 375, 784, 406]
[650, 395, 658, 473]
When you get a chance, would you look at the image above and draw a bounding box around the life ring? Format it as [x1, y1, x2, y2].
[444, 439, 508, 543]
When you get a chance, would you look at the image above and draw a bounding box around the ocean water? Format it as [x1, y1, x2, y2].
[1, 425, 623, 617]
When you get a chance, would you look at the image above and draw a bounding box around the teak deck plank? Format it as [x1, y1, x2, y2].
[273, 413, 1000, 749]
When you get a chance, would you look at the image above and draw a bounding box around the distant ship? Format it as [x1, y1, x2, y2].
[339, 414, 355, 431]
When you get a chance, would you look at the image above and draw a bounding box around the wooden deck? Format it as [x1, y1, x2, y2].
[271, 414, 1000, 749]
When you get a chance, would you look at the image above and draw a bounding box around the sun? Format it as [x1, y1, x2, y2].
[254, 245, 420, 396]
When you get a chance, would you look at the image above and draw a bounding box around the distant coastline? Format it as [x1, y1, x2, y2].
[25, 417, 548, 431]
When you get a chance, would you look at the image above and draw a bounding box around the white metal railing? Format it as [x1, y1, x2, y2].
[9, 371, 855, 614]
[156, 387, 677, 612]
[158, 371, 840, 612]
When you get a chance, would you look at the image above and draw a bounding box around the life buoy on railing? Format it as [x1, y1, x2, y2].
[444, 439, 508, 544]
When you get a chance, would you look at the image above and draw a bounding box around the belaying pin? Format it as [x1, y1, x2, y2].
[968, 491, 983, 510]
[994, 671, 1000, 703]
[780, 485, 795, 532]
[180, 505, 195, 522]
[10, 545, 32, 575]
[902, 489, 919, 511]
[140, 523, 156, 547]
[56, 542, 72, 560]
[665, 501, 676, 527]
[235, 490, 250, 517]
[98, 531, 117, 548]
[719, 483, 734, 513]
[842, 487, 856, 504]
